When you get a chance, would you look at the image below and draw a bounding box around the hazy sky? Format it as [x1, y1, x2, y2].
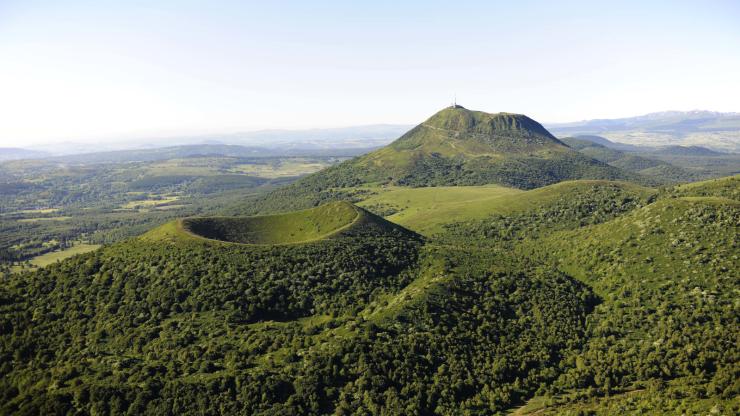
[1, 0, 739, 146]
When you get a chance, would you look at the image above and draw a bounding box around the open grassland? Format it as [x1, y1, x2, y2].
[230, 159, 334, 178]
[357, 180, 655, 236]
[356, 184, 523, 235]
[147, 201, 363, 245]
[144, 158, 230, 176]
[11, 243, 101, 272]
[17, 216, 72, 223]
[8, 208, 59, 215]
[120, 195, 180, 210]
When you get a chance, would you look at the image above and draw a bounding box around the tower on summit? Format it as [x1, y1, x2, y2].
[451, 94, 463, 109]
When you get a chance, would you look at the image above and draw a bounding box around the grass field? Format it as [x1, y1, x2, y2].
[146, 201, 365, 245]
[120, 195, 180, 209]
[229, 159, 334, 178]
[1, 208, 59, 216]
[11, 243, 101, 273]
[145, 158, 227, 176]
[356, 184, 524, 235]
[17, 208, 59, 214]
[17, 216, 72, 223]
[356, 180, 655, 236]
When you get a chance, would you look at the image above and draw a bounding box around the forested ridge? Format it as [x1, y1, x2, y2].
[0, 168, 737, 414]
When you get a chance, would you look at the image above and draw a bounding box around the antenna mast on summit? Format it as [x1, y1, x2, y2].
[453, 94, 456, 107]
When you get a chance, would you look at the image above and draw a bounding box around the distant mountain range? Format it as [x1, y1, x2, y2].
[19, 124, 411, 157]
[546, 110, 740, 152]
[0, 148, 49, 162]
[562, 134, 739, 180]
[3, 110, 737, 163]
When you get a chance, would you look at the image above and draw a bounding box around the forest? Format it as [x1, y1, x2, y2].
[1, 174, 737, 415]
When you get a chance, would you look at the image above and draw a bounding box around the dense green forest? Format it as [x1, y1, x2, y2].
[0, 107, 738, 415]
[1, 175, 737, 414]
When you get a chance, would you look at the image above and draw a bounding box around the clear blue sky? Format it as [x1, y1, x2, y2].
[1, 0, 739, 145]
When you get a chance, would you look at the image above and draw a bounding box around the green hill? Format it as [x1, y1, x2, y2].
[144, 201, 418, 245]
[333, 106, 633, 188]
[561, 136, 703, 184]
[243, 107, 638, 214]
[523, 195, 739, 414]
[665, 174, 739, 200]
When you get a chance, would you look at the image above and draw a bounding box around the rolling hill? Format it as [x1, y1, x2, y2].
[522, 193, 739, 414]
[561, 137, 704, 184]
[356, 180, 655, 236]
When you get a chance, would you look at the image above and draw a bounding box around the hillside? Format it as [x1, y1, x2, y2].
[144, 201, 416, 245]
[436, 176, 739, 414]
[0, 202, 424, 414]
[357, 180, 654, 236]
[340, 106, 633, 188]
[0, 206, 599, 415]
[524, 195, 739, 414]
[561, 137, 703, 184]
[0, 175, 737, 415]
[243, 106, 638, 214]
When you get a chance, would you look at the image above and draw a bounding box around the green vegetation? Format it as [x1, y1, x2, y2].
[0, 154, 348, 267]
[355, 180, 654, 236]
[180, 202, 361, 244]
[364, 106, 637, 189]
[1, 109, 738, 414]
[2, 176, 736, 414]
[243, 107, 640, 215]
[9, 243, 101, 273]
[561, 137, 704, 184]
[229, 158, 335, 178]
[665, 174, 739, 200]
[356, 184, 523, 235]
[529, 196, 739, 414]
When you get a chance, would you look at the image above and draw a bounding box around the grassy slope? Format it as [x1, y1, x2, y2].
[10, 243, 101, 273]
[370, 108, 635, 188]
[667, 174, 739, 199]
[356, 184, 524, 235]
[540, 195, 738, 301]
[357, 180, 655, 236]
[143, 201, 361, 245]
[143, 200, 419, 245]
